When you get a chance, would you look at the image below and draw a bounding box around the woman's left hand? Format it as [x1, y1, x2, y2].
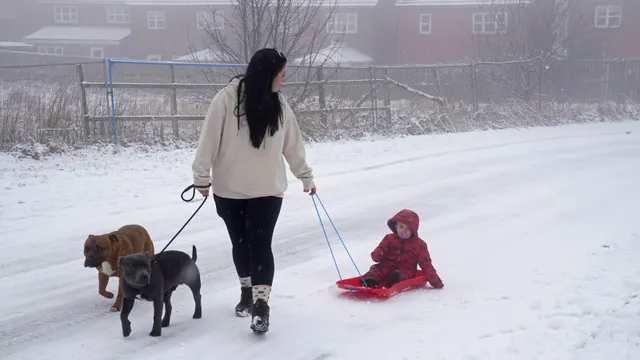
[304, 187, 317, 196]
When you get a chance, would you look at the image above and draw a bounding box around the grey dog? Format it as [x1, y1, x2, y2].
[118, 245, 202, 337]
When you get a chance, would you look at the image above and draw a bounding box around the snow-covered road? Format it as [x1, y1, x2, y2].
[1, 121, 639, 360]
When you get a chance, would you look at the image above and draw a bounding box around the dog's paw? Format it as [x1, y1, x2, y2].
[101, 291, 114, 299]
[149, 328, 161, 337]
[110, 304, 121, 312]
[161, 318, 170, 327]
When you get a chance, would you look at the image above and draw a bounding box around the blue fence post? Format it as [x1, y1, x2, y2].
[107, 59, 117, 145]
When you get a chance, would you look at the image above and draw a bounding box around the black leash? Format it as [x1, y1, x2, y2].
[158, 183, 211, 254]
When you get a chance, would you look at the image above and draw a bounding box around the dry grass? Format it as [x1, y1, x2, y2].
[2, 73, 639, 158]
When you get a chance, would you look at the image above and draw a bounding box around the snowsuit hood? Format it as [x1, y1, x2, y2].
[387, 209, 420, 238]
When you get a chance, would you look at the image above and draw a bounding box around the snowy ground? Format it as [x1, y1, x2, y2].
[1, 121, 640, 360]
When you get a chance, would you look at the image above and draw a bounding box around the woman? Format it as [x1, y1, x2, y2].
[191, 48, 316, 334]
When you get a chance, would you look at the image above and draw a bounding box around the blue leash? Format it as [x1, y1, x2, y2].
[311, 193, 368, 289]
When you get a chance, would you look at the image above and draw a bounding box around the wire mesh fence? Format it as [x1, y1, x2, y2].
[2, 52, 640, 150]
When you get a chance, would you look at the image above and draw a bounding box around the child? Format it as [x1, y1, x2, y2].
[361, 209, 444, 289]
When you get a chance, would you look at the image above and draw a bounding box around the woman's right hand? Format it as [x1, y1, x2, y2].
[198, 189, 209, 197]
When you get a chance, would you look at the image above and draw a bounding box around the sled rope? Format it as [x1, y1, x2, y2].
[158, 184, 211, 254]
[311, 194, 344, 281]
[311, 193, 367, 288]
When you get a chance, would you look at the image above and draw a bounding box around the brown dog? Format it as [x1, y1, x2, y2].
[83, 224, 155, 312]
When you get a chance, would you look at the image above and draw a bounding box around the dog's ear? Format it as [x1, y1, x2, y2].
[83, 235, 93, 251]
[109, 234, 119, 243]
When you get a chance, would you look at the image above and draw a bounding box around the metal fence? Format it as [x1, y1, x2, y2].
[2, 50, 640, 149]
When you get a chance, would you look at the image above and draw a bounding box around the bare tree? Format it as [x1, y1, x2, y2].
[469, 0, 599, 101]
[186, 0, 347, 111]
[473, 0, 597, 61]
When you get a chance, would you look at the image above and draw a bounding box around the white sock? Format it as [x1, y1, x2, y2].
[252, 285, 271, 303]
[240, 277, 251, 288]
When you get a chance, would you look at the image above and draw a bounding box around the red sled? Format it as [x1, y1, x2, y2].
[335, 270, 429, 300]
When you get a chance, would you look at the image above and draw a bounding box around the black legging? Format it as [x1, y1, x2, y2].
[213, 194, 283, 286]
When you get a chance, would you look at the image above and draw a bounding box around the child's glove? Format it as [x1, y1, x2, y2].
[371, 248, 384, 263]
[429, 274, 444, 289]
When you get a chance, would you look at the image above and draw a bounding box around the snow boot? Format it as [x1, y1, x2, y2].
[235, 287, 252, 317]
[362, 277, 379, 288]
[250, 299, 270, 334]
[385, 270, 402, 288]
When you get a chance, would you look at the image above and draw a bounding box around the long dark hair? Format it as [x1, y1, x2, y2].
[233, 48, 288, 149]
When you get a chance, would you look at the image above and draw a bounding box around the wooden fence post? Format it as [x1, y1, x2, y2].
[169, 64, 179, 139]
[316, 66, 327, 128]
[538, 57, 544, 111]
[77, 64, 90, 142]
[470, 63, 478, 112]
[527, 60, 533, 102]
[432, 66, 444, 99]
[102, 58, 111, 142]
[604, 61, 610, 103]
[369, 66, 378, 130]
[383, 67, 391, 124]
[618, 59, 626, 104]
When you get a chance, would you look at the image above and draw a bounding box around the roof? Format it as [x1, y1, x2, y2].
[396, 0, 532, 6]
[23, 26, 131, 45]
[36, 0, 378, 6]
[293, 42, 373, 66]
[0, 42, 34, 49]
[174, 48, 234, 62]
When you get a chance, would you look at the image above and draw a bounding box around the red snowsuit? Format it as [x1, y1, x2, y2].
[363, 209, 444, 288]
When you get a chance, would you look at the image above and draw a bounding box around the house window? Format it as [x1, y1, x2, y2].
[419, 14, 432, 34]
[147, 54, 162, 61]
[90, 47, 104, 58]
[327, 13, 357, 34]
[37, 45, 64, 56]
[197, 10, 224, 30]
[107, 7, 130, 24]
[54, 6, 78, 23]
[472, 12, 507, 34]
[595, 5, 621, 28]
[147, 11, 166, 29]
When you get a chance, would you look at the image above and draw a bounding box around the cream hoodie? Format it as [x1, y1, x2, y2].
[191, 78, 315, 199]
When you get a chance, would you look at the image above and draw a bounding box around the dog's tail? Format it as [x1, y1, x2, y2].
[191, 245, 197, 263]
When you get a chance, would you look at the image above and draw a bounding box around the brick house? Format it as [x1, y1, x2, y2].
[393, 0, 536, 65]
[13, 0, 387, 63]
[3, 0, 639, 64]
[568, 0, 640, 59]
[321, 0, 392, 64]
[393, 0, 640, 65]
[22, 0, 232, 59]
